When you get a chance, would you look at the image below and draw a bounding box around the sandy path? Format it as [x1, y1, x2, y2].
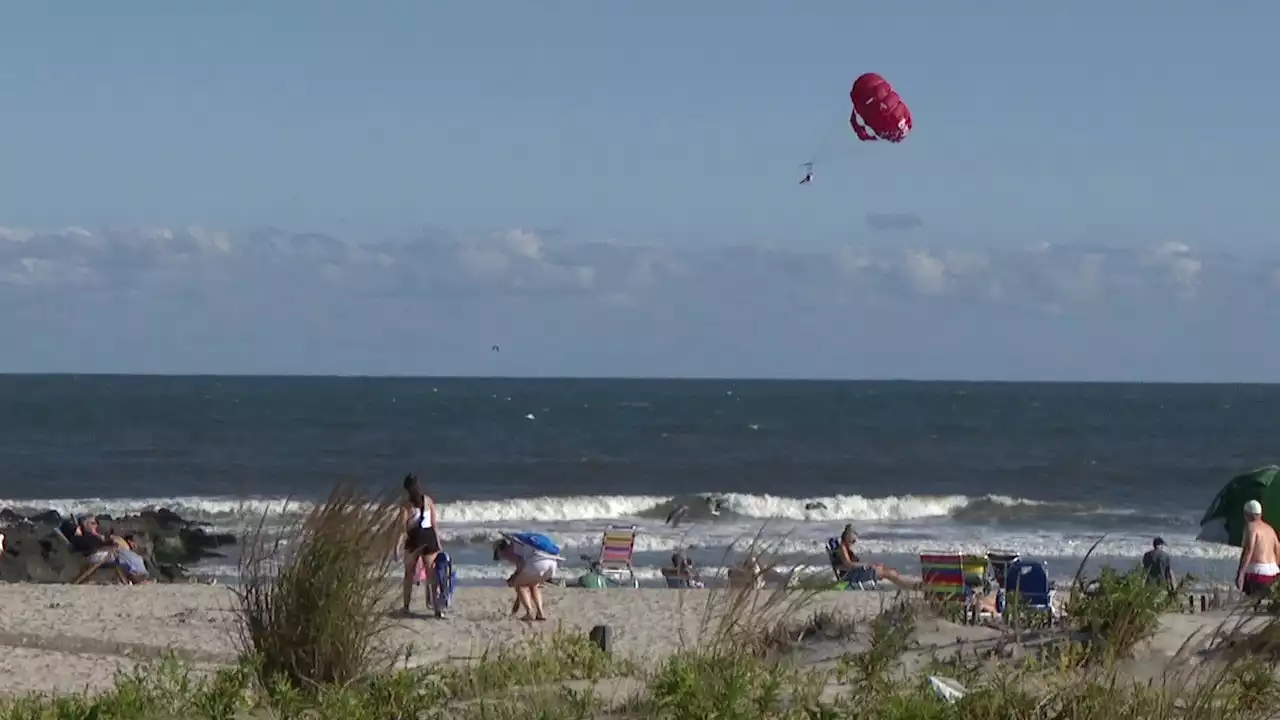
[0, 583, 1247, 697]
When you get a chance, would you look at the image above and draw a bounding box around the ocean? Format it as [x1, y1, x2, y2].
[0, 375, 1267, 586]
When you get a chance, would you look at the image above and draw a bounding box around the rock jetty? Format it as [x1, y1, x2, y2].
[0, 507, 236, 584]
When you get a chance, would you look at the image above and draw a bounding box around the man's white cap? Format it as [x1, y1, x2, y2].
[1245, 499, 1263, 516]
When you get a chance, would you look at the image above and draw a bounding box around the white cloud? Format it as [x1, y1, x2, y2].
[0, 225, 1276, 314]
[902, 250, 948, 295]
[3, 225, 1280, 381]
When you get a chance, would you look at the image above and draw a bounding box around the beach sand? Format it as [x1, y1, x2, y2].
[0, 583, 1256, 698]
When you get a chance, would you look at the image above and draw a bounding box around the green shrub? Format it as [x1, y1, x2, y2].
[1067, 566, 1177, 664]
[642, 649, 824, 720]
[438, 625, 631, 701]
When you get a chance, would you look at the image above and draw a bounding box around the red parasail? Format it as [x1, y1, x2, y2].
[849, 73, 912, 143]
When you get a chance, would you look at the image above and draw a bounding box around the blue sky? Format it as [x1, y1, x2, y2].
[0, 3, 1277, 379]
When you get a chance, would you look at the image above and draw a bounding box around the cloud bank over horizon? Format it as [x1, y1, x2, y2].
[1, 225, 1277, 381]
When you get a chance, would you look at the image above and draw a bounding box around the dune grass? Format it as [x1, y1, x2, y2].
[231, 482, 406, 691]
[6, 497, 1280, 719]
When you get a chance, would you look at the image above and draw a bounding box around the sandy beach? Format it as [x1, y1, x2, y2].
[0, 581, 1257, 699]
[0, 583, 884, 695]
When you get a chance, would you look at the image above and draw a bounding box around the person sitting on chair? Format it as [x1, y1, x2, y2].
[834, 525, 915, 589]
[572, 560, 610, 589]
[667, 551, 704, 588]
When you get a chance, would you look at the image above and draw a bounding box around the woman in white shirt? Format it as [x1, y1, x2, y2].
[493, 537, 555, 621]
[399, 473, 441, 615]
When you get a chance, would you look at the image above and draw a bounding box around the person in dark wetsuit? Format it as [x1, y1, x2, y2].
[399, 474, 442, 615]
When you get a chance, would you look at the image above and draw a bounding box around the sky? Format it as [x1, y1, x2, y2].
[0, 3, 1277, 380]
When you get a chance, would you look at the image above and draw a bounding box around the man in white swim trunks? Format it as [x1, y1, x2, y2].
[1237, 499, 1280, 598]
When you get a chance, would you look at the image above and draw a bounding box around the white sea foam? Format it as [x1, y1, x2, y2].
[438, 527, 1236, 561]
[0, 491, 1038, 525]
[2, 492, 1224, 566]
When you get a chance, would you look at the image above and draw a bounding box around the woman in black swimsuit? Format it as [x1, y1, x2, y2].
[400, 473, 442, 615]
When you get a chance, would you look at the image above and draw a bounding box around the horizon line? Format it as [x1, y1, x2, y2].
[0, 372, 1274, 386]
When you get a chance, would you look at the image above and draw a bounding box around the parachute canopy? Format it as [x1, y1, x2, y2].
[850, 73, 912, 143]
[1198, 465, 1280, 547]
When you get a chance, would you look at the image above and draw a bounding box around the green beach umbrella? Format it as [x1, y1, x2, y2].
[1198, 465, 1280, 547]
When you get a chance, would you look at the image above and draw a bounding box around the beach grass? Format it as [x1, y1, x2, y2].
[232, 482, 406, 691]
[6, 492, 1280, 719]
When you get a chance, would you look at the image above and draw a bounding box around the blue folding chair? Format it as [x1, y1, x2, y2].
[1003, 559, 1056, 625]
[826, 538, 878, 590]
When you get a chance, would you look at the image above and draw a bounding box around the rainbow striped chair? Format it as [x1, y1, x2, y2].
[920, 553, 968, 601]
[920, 553, 987, 620]
[961, 554, 988, 588]
[591, 525, 639, 588]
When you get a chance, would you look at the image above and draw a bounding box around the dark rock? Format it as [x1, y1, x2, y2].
[180, 527, 236, 552]
[29, 510, 63, 526]
[0, 525, 115, 584]
[140, 508, 192, 530]
[0, 506, 233, 584]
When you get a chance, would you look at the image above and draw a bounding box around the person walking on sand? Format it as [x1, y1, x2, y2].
[1237, 499, 1280, 598]
[1142, 537, 1176, 593]
[399, 474, 442, 616]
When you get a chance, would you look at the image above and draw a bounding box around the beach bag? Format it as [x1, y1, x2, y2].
[433, 552, 456, 611]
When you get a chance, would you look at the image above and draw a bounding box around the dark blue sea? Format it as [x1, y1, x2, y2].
[0, 376, 1269, 585]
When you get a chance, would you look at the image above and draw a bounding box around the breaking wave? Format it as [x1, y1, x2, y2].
[2, 489, 1059, 525]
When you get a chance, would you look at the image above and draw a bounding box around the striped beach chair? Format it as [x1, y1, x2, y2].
[920, 552, 968, 602]
[920, 552, 987, 619]
[592, 525, 639, 588]
[961, 554, 988, 588]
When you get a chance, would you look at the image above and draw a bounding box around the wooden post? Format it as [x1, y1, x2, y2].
[589, 625, 611, 654]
